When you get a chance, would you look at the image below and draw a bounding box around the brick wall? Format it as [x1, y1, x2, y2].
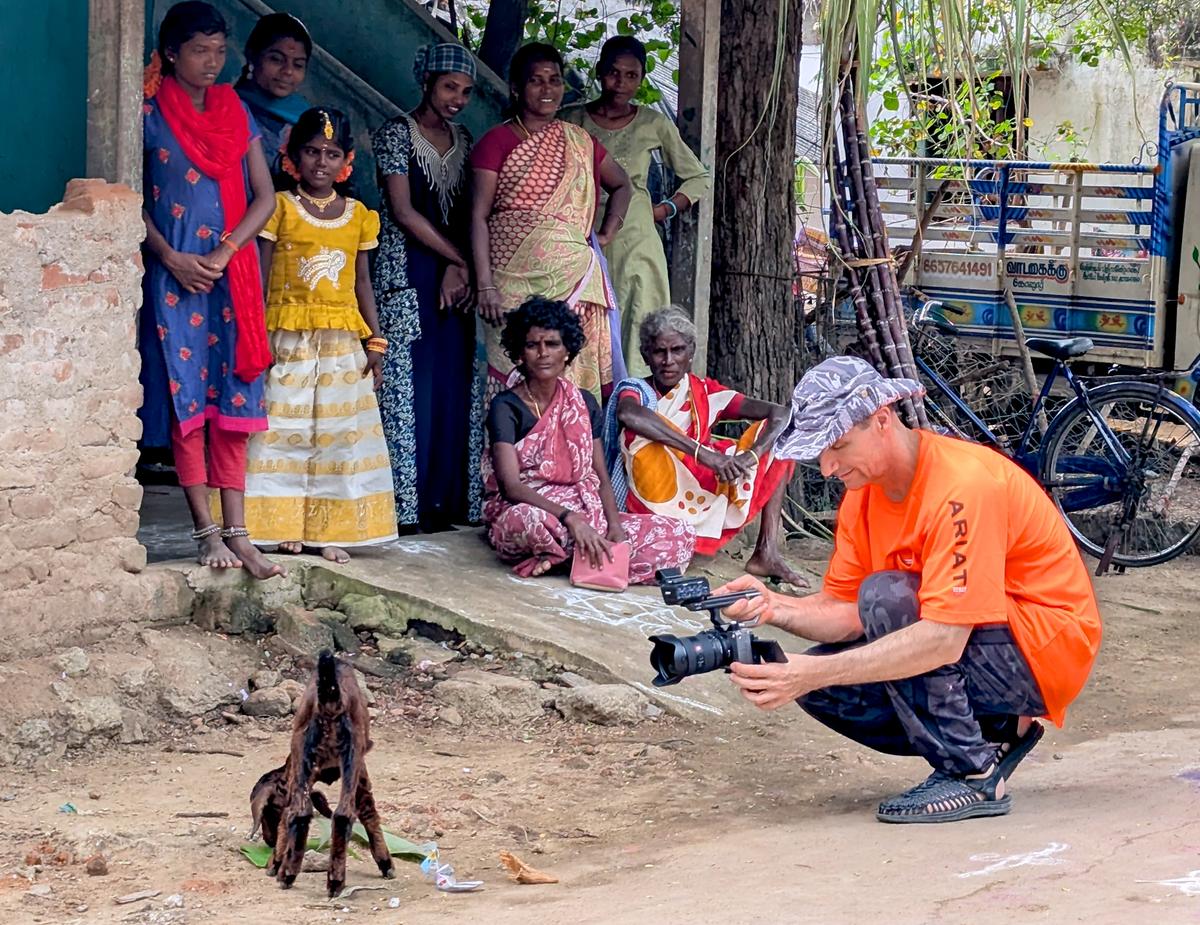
[0, 179, 171, 652]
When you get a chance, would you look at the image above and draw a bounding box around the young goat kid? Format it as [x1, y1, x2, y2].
[250, 650, 394, 896]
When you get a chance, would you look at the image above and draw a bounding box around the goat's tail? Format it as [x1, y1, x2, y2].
[317, 649, 340, 704]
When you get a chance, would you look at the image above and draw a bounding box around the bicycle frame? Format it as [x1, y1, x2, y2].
[914, 352, 1134, 479]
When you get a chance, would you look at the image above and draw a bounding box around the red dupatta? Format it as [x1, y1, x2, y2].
[155, 75, 271, 382]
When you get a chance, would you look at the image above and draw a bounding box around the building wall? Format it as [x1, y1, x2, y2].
[0, 1, 89, 214]
[0, 180, 170, 654]
[1029, 55, 1174, 164]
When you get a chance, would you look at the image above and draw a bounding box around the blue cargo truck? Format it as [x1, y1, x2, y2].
[874, 81, 1200, 396]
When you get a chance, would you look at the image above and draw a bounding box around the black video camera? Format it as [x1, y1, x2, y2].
[648, 568, 786, 687]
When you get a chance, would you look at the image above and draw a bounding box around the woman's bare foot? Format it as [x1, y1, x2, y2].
[321, 546, 350, 564]
[746, 552, 809, 588]
[526, 558, 553, 577]
[223, 531, 287, 580]
[276, 541, 303, 554]
[197, 532, 242, 569]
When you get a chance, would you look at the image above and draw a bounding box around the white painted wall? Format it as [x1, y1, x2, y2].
[1027, 55, 1175, 164]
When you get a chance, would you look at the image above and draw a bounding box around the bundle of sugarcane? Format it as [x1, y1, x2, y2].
[825, 61, 928, 428]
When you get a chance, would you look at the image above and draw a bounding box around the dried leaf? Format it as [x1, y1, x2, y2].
[498, 850, 559, 884]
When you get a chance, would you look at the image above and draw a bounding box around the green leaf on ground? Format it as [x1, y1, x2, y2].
[239, 822, 427, 868]
[354, 825, 428, 863]
[239, 842, 275, 868]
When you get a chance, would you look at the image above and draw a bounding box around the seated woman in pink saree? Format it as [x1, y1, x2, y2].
[483, 297, 694, 582]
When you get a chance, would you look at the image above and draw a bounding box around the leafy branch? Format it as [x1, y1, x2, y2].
[460, 0, 681, 105]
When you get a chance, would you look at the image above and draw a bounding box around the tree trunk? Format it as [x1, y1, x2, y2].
[476, 0, 530, 81]
[707, 0, 805, 403]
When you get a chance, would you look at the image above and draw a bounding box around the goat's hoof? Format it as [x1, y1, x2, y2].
[327, 880, 345, 898]
[380, 864, 396, 880]
[278, 874, 296, 890]
[265, 863, 278, 877]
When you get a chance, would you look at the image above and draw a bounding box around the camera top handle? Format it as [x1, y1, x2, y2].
[682, 590, 763, 630]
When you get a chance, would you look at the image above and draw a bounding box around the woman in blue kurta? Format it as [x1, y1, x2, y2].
[139, 1, 283, 578]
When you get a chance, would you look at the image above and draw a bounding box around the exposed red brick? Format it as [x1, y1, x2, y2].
[41, 264, 88, 290]
[59, 178, 140, 214]
[0, 334, 23, 355]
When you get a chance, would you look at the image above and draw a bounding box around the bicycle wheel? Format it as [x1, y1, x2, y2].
[1040, 383, 1200, 567]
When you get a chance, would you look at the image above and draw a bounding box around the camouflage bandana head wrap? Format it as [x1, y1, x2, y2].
[773, 356, 925, 463]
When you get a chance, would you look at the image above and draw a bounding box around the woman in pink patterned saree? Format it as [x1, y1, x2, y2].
[470, 42, 632, 404]
[483, 297, 694, 582]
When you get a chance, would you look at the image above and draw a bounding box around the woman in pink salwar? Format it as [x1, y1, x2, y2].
[483, 297, 694, 582]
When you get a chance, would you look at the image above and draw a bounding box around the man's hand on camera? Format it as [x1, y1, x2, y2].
[711, 574, 774, 624]
[729, 655, 823, 710]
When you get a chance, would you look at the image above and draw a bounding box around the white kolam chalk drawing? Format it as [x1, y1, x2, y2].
[1136, 870, 1200, 896]
[957, 842, 1069, 879]
[506, 575, 706, 636]
[382, 538, 450, 556]
[631, 681, 724, 716]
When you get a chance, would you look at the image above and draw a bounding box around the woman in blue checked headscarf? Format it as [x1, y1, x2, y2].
[372, 43, 484, 532]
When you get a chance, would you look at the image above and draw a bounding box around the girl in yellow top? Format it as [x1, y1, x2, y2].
[244, 107, 398, 562]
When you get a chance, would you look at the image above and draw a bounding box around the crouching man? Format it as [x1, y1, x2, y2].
[716, 356, 1102, 823]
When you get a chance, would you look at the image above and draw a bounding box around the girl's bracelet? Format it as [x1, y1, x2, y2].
[365, 336, 388, 355]
[479, 286, 499, 292]
[219, 232, 239, 253]
[658, 199, 678, 221]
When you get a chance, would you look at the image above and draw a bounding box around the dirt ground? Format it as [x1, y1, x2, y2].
[4, 552, 1200, 924]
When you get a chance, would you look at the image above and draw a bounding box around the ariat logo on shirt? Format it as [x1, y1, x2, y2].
[948, 499, 968, 590]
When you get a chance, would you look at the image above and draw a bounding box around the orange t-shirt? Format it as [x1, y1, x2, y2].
[823, 431, 1102, 726]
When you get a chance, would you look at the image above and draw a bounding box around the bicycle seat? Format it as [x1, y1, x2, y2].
[1026, 336, 1094, 360]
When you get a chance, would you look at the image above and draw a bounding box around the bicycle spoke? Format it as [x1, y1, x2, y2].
[1042, 386, 1200, 566]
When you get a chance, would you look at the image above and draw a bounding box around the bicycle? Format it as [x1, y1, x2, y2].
[908, 301, 1200, 572]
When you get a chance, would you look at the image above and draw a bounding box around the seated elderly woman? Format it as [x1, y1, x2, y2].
[607, 307, 805, 585]
[483, 296, 695, 582]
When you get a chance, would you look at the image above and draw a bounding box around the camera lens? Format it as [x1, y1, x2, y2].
[648, 630, 732, 686]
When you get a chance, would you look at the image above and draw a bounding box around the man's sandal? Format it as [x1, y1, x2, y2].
[997, 720, 1044, 781]
[876, 763, 1010, 824]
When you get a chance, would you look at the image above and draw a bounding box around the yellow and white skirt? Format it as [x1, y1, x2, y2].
[244, 328, 398, 547]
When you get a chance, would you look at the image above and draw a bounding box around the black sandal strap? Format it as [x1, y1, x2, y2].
[997, 720, 1044, 780]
